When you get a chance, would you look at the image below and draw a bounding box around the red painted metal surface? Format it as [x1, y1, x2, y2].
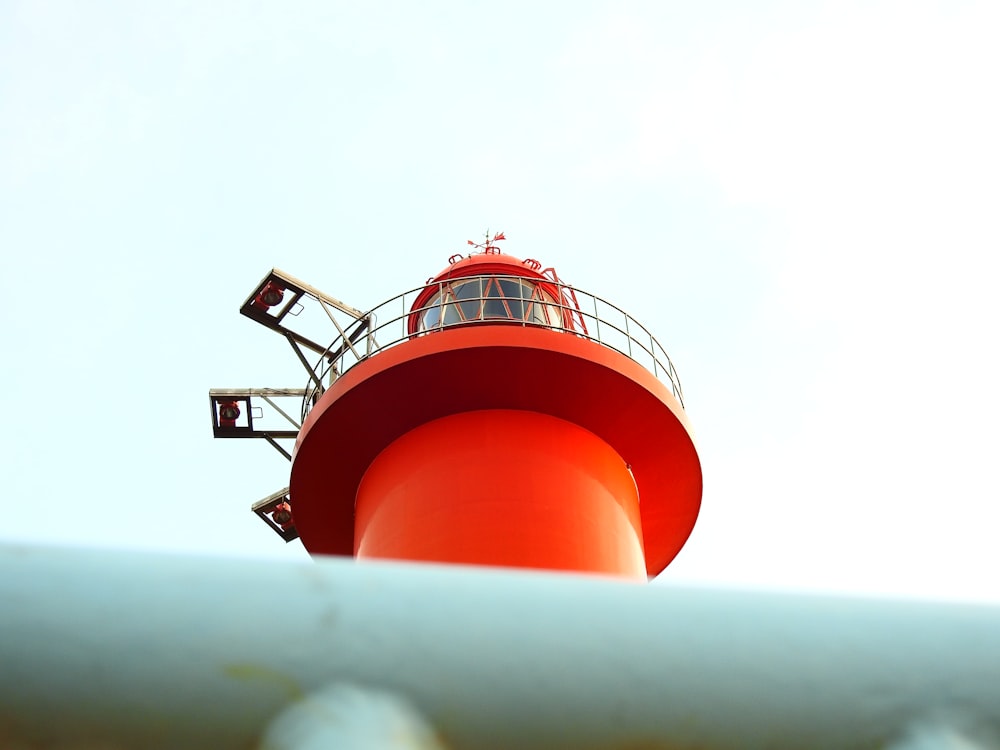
[290, 322, 701, 577]
[354, 409, 646, 577]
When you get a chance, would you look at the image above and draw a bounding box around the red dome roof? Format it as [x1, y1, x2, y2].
[427, 251, 547, 284]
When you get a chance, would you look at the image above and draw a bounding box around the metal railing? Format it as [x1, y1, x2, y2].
[4, 544, 1000, 749]
[300, 275, 684, 420]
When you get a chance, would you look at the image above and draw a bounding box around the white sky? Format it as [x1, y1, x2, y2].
[2, 1, 998, 602]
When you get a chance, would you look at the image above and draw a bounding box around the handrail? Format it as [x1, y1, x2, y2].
[4, 544, 1000, 749]
[300, 275, 685, 421]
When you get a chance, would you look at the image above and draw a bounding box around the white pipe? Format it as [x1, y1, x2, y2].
[1, 544, 999, 749]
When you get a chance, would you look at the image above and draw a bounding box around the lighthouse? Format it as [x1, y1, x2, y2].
[209, 234, 702, 580]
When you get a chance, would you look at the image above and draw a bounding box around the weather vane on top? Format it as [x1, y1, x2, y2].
[468, 230, 506, 253]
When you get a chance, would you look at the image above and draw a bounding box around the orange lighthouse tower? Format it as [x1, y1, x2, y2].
[210, 234, 702, 580]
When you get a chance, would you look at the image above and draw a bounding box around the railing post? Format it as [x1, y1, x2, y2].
[624, 314, 634, 359]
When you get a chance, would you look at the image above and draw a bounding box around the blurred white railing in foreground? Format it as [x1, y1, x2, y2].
[2, 543, 999, 749]
[300, 275, 685, 421]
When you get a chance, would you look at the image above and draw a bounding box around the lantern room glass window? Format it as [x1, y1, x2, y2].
[419, 277, 563, 331]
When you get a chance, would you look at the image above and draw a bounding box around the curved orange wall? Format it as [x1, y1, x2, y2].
[354, 409, 646, 578]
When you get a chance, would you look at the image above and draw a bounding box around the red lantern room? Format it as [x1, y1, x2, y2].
[210, 234, 702, 580]
[407, 241, 577, 334]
